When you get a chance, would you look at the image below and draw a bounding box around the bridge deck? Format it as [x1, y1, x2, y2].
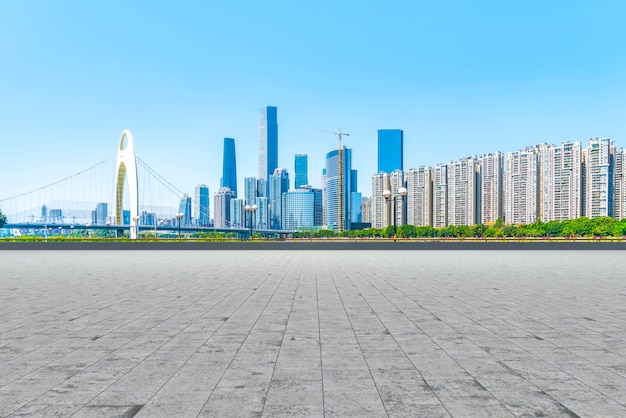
[1, 250, 625, 417]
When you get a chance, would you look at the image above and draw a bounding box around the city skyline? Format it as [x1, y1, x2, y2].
[1, 2, 625, 208]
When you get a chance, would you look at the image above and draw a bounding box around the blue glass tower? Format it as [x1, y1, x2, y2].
[258, 106, 278, 185]
[377, 129, 403, 173]
[178, 193, 192, 226]
[295, 154, 308, 189]
[221, 138, 237, 197]
[194, 184, 210, 226]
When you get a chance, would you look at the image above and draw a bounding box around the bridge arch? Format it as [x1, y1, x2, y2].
[115, 129, 139, 239]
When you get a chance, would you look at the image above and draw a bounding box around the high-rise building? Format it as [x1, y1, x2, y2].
[361, 196, 372, 224]
[257, 178, 267, 198]
[244, 177, 257, 206]
[407, 166, 433, 226]
[255, 196, 269, 230]
[370, 172, 390, 229]
[221, 138, 237, 197]
[504, 147, 539, 225]
[295, 154, 308, 189]
[229, 198, 244, 228]
[178, 194, 192, 226]
[214, 187, 235, 228]
[258, 106, 278, 186]
[350, 192, 363, 223]
[140, 211, 156, 226]
[377, 129, 403, 174]
[614, 147, 626, 220]
[389, 170, 407, 227]
[432, 164, 448, 228]
[448, 157, 479, 226]
[324, 147, 353, 231]
[269, 168, 289, 230]
[540, 142, 582, 222]
[194, 185, 210, 226]
[583, 137, 613, 219]
[479, 152, 503, 224]
[41, 204, 48, 223]
[283, 186, 323, 230]
[321, 168, 327, 226]
[91, 203, 108, 225]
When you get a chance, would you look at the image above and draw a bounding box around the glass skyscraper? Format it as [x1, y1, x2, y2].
[178, 193, 192, 226]
[377, 129, 403, 173]
[214, 187, 234, 228]
[294, 154, 308, 189]
[258, 106, 278, 186]
[269, 168, 289, 230]
[283, 187, 323, 230]
[324, 147, 353, 231]
[194, 184, 210, 226]
[221, 138, 237, 197]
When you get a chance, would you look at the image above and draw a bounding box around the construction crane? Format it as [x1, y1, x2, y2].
[314, 128, 350, 232]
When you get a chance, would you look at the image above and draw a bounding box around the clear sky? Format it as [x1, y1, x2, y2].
[1, 1, 625, 211]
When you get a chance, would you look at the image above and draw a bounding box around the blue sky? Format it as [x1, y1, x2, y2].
[1, 1, 625, 212]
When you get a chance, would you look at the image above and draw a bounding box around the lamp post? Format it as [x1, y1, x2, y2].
[245, 204, 258, 239]
[175, 213, 184, 239]
[132, 216, 140, 240]
[383, 187, 408, 241]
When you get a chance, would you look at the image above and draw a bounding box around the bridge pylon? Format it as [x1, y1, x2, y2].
[115, 130, 139, 239]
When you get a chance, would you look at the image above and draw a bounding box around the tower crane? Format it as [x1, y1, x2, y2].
[314, 129, 350, 232]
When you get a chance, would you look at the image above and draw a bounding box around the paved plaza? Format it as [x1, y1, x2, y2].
[0, 250, 625, 417]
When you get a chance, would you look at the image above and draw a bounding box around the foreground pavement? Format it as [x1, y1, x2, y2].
[0, 250, 625, 417]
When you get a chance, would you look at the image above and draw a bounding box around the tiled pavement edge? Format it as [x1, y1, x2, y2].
[0, 250, 625, 417]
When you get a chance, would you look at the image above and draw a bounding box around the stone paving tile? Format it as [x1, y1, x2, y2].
[1, 250, 626, 417]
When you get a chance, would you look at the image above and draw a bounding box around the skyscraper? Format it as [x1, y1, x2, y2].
[448, 156, 479, 226]
[540, 141, 582, 222]
[407, 166, 433, 226]
[259, 106, 278, 185]
[583, 137, 613, 218]
[370, 172, 390, 228]
[91, 203, 108, 225]
[325, 147, 352, 231]
[294, 154, 308, 189]
[432, 164, 448, 228]
[504, 147, 539, 225]
[244, 177, 257, 206]
[178, 194, 192, 226]
[194, 185, 210, 226]
[614, 147, 626, 220]
[479, 152, 504, 224]
[230, 198, 244, 228]
[377, 129, 403, 174]
[214, 187, 235, 228]
[389, 170, 407, 227]
[269, 168, 289, 230]
[221, 138, 237, 197]
[283, 186, 323, 230]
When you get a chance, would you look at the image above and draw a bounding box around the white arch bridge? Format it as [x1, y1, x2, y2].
[0, 130, 293, 239]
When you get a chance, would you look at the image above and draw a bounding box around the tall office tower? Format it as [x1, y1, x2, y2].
[361, 197, 372, 224]
[178, 193, 192, 226]
[41, 204, 48, 222]
[294, 154, 308, 189]
[377, 129, 403, 173]
[448, 157, 479, 226]
[214, 187, 234, 228]
[540, 141, 582, 222]
[370, 172, 390, 228]
[140, 211, 156, 226]
[324, 147, 353, 231]
[244, 177, 257, 206]
[389, 170, 407, 227]
[194, 185, 210, 227]
[91, 203, 108, 225]
[258, 106, 278, 186]
[614, 148, 626, 220]
[255, 196, 269, 230]
[479, 152, 504, 224]
[406, 166, 433, 226]
[321, 169, 327, 226]
[257, 178, 267, 198]
[221, 138, 237, 197]
[350, 169, 361, 223]
[432, 163, 448, 228]
[504, 148, 539, 224]
[229, 198, 244, 228]
[283, 186, 323, 230]
[583, 137, 613, 218]
[269, 168, 289, 230]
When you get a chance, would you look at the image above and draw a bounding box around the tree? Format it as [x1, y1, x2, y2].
[0, 209, 6, 228]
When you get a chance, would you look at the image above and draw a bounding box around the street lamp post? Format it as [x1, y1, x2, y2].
[175, 213, 184, 239]
[245, 204, 258, 239]
[383, 187, 408, 241]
